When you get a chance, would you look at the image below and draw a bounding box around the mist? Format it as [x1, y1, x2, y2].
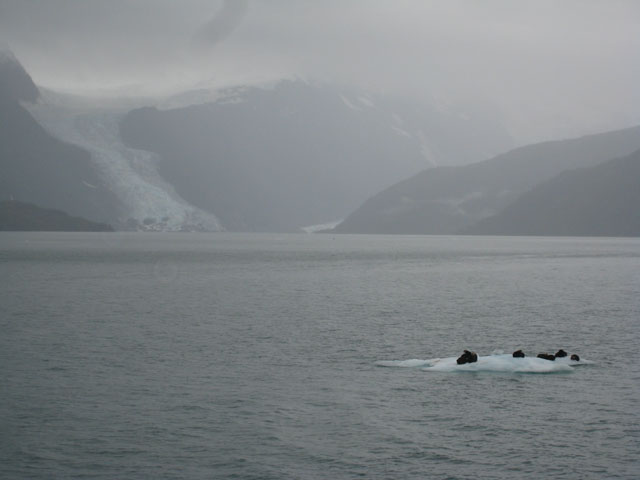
[192, 0, 249, 51]
[0, 0, 638, 141]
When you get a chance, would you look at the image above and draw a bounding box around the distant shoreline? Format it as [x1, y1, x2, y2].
[0, 201, 113, 232]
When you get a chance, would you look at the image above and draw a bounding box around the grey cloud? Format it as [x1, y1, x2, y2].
[192, 0, 249, 50]
[0, 0, 638, 142]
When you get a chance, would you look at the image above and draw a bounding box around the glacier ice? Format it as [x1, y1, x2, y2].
[25, 92, 223, 231]
[376, 353, 591, 373]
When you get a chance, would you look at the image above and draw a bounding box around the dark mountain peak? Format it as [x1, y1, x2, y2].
[0, 50, 122, 226]
[0, 49, 39, 103]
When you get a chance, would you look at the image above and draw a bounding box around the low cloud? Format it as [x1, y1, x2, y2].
[192, 0, 249, 50]
[0, 0, 638, 141]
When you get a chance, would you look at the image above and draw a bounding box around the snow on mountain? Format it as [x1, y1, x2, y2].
[120, 79, 515, 232]
[0, 47, 17, 64]
[21, 73, 515, 232]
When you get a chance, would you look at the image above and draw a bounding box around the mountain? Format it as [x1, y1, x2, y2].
[120, 80, 513, 231]
[0, 49, 39, 103]
[8, 50, 635, 235]
[25, 90, 223, 232]
[330, 126, 640, 234]
[0, 50, 122, 225]
[462, 149, 640, 236]
[0, 200, 113, 231]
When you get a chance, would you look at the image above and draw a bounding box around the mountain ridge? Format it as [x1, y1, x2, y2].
[0, 50, 122, 225]
[120, 79, 514, 231]
[0, 200, 114, 232]
[462, 149, 640, 236]
[0, 48, 39, 103]
[330, 125, 640, 235]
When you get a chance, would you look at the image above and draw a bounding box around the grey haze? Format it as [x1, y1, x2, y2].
[1, 1, 638, 144]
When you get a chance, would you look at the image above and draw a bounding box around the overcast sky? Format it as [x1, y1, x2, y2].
[1, 0, 638, 140]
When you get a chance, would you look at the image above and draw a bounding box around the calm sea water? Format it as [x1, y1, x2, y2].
[1, 232, 639, 479]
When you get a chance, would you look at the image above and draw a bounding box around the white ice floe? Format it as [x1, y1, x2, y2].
[376, 353, 591, 373]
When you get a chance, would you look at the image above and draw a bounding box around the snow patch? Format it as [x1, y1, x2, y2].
[157, 89, 225, 110]
[416, 130, 438, 167]
[340, 94, 361, 111]
[0, 47, 18, 64]
[301, 220, 343, 233]
[391, 125, 412, 138]
[391, 113, 404, 126]
[156, 80, 284, 110]
[357, 95, 375, 108]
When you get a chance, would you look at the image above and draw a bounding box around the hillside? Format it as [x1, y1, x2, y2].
[0, 201, 113, 231]
[331, 126, 640, 234]
[0, 50, 122, 225]
[120, 80, 513, 231]
[463, 149, 640, 236]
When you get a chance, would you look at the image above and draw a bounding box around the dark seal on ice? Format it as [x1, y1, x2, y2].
[456, 350, 478, 365]
[512, 349, 525, 358]
[537, 353, 556, 361]
[555, 349, 567, 358]
[570, 354, 580, 361]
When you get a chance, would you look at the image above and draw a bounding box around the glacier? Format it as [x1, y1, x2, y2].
[25, 91, 223, 231]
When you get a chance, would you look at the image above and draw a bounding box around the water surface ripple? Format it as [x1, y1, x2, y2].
[1, 233, 639, 479]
